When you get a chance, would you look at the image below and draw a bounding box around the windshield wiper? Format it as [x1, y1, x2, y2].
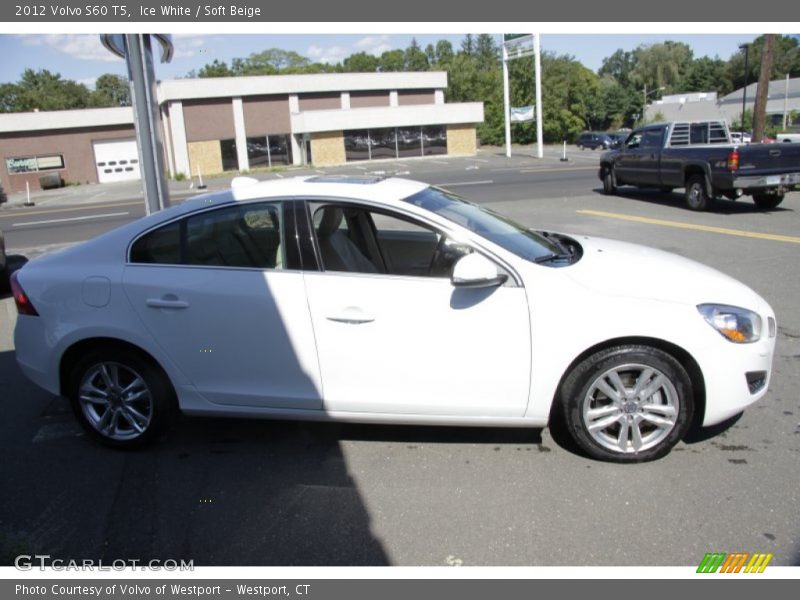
[533, 252, 573, 264]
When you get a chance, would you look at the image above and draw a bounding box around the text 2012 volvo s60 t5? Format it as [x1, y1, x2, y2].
[11, 176, 776, 462]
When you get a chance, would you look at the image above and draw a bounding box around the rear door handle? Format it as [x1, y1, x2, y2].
[146, 296, 189, 309]
[326, 306, 375, 324]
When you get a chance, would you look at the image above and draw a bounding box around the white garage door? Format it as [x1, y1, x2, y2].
[93, 139, 141, 184]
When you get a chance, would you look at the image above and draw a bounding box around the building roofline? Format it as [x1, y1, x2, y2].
[158, 71, 448, 104]
[0, 106, 134, 134]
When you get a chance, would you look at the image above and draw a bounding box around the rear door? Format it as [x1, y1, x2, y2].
[122, 201, 323, 410]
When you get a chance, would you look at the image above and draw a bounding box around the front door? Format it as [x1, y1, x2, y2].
[302, 203, 532, 417]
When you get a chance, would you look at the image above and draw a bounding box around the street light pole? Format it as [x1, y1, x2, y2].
[642, 85, 665, 124]
[739, 43, 750, 139]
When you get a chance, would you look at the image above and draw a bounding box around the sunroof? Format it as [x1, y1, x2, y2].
[306, 175, 385, 185]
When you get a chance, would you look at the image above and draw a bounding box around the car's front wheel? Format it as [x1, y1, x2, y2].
[68, 347, 176, 448]
[558, 345, 694, 462]
[601, 167, 616, 195]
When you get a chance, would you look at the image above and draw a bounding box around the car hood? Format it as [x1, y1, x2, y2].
[561, 235, 767, 309]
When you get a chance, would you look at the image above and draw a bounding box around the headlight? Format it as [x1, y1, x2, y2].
[697, 304, 761, 343]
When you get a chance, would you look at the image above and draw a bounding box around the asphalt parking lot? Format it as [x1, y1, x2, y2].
[1, 147, 799, 567]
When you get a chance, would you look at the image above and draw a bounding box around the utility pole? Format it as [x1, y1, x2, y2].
[739, 43, 750, 139]
[101, 34, 173, 214]
[752, 34, 775, 143]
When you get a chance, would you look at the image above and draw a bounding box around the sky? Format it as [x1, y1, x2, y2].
[0, 33, 786, 88]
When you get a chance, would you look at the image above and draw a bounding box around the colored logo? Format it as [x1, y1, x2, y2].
[697, 552, 773, 573]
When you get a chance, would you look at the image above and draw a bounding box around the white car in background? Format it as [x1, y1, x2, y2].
[11, 176, 777, 462]
[777, 132, 800, 143]
[730, 131, 752, 144]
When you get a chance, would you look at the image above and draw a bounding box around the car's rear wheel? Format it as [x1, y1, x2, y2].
[68, 347, 175, 448]
[752, 193, 784, 210]
[685, 175, 712, 211]
[602, 167, 616, 195]
[558, 345, 693, 463]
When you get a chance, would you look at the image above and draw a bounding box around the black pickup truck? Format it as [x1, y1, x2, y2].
[599, 120, 800, 210]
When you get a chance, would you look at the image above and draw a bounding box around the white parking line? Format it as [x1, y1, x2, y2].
[435, 180, 494, 187]
[12, 211, 130, 227]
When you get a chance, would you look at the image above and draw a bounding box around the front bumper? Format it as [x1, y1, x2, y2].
[700, 320, 776, 427]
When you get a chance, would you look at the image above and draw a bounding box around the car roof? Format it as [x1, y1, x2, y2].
[227, 175, 430, 207]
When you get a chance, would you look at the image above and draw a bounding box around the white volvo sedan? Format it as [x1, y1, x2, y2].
[11, 176, 776, 462]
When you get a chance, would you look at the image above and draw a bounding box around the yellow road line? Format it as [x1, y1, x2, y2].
[0, 200, 142, 220]
[577, 209, 800, 245]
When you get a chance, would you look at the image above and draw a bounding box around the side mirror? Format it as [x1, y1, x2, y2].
[451, 253, 508, 289]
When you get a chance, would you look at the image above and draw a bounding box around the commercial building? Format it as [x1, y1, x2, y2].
[644, 77, 800, 127]
[0, 71, 484, 193]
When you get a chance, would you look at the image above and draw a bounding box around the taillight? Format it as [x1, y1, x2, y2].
[727, 148, 740, 171]
[10, 271, 38, 316]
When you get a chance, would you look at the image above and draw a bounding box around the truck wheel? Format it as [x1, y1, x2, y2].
[685, 175, 712, 211]
[753, 194, 784, 210]
[602, 168, 616, 195]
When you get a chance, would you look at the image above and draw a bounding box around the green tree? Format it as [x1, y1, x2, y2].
[0, 69, 94, 112]
[404, 38, 429, 71]
[599, 49, 636, 88]
[342, 52, 379, 72]
[378, 49, 405, 72]
[235, 49, 312, 75]
[434, 40, 455, 66]
[680, 56, 731, 94]
[726, 35, 800, 90]
[630, 42, 694, 94]
[92, 73, 130, 106]
[461, 34, 475, 56]
[475, 34, 499, 68]
[195, 59, 233, 78]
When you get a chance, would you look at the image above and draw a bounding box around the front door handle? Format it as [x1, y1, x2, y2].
[326, 306, 375, 324]
[146, 295, 189, 309]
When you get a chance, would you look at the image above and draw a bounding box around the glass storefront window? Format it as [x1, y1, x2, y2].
[396, 127, 422, 158]
[339, 126, 449, 162]
[344, 129, 371, 162]
[6, 154, 65, 174]
[220, 139, 238, 171]
[369, 128, 397, 159]
[246, 137, 270, 168]
[422, 126, 447, 155]
[269, 135, 292, 166]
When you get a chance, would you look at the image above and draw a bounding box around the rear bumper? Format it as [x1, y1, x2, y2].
[731, 171, 800, 190]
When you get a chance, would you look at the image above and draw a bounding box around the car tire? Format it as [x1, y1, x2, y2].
[752, 193, 784, 210]
[602, 167, 616, 195]
[557, 345, 694, 463]
[68, 347, 176, 449]
[685, 175, 712, 211]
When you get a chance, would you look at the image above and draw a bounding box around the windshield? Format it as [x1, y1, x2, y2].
[403, 187, 561, 262]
